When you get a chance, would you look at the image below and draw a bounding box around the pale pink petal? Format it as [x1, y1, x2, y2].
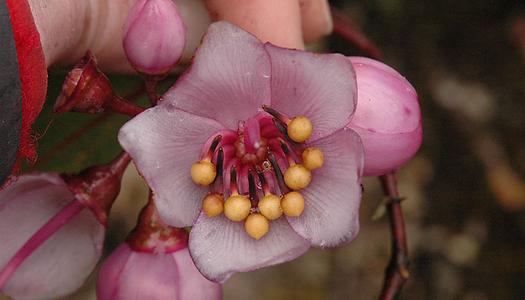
[0, 173, 104, 299]
[189, 213, 310, 283]
[265, 43, 357, 141]
[347, 56, 422, 176]
[172, 248, 222, 299]
[287, 129, 364, 247]
[102, 244, 180, 300]
[97, 244, 133, 300]
[163, 21, 271, 130]
[118, 106, 224, 227]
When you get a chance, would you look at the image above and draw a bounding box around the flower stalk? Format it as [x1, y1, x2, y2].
[378, 172, 410, 300]
[331, 8, 382, 60]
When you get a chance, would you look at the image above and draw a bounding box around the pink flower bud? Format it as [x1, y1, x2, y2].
[0, 153, 130, 299]
[97, 200, 221, 300]
[122, 0, 186, 75]
[347, 57, 422, 176]
[0, 173, 104, 299]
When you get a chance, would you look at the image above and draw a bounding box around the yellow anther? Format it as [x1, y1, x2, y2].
[281, 191, 305, 217]
[258, 194, 282, 220]
[287, 116, 313, 142]
[190, 160, 216, 186]
[202, 194, 224, 217]
[224, 195, 251, 221]
[284, 164, 312, 190]
[244, 213, 269, 240]
[302, 147, 324, 170]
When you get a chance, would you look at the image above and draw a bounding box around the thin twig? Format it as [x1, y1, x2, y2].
[331, 8, 383, 60]
[378, 172, 410, 300]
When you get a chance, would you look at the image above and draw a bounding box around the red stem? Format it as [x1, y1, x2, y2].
[331, 8, 383, 60]
[110, 152, 132, 178]
[378, 172, 410, 300]
[145, 77, 160, 105]
[109, 96, 145, 117]
[0, 200, 85, 289]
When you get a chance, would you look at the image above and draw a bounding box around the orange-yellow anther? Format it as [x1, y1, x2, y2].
[224, 194, 251, 221]
[302, 147, 324, 170]
[258, 194, 282, 220]
[190, 160, 216, 186]
[202, 193, 224, 217]
[281, 191, 305, 217]
[287, 116, 312, 142]
[284, 164, 312, 190]
[244, 213, 269, 240]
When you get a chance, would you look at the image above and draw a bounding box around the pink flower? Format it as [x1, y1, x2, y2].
[122, 0, 186, 75]
[347, 57, 422, 176]
[97, 200, 221, 300]
[0, 173, 104, 299]
[119, 22, 364, 282]
[0, 154, 129, 299]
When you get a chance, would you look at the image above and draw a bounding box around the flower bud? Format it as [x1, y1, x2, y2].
[122, 0, 186, 75]
[0, 173, 104, 300]
[0, 153, 130, 299]
[54, 51, 115, 114]
[97, 200, 221, 300]
[347, 57, 422, 176]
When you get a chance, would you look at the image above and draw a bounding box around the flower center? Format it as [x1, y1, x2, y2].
[190, 106, 324, 240]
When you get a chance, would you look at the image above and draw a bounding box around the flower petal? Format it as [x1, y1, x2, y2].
[265, 43, 357, 141]
[97, 244, 133, 300]
[163, 21, 271, 130]
[111, 245, 180, 300]
[0, 173, 104, 299]
[118, 106, 224, 227]
[287, 128, 364, 247]
[189, 213, 310, 283]
[172, 248, 222, 299]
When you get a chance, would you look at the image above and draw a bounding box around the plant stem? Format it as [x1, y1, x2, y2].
[145, 77, 160, 105]
[331, 8, 383, 60]
[0, 200, 85, 289]
[378, 172, 410, 300]
[109, 96, 145, 117]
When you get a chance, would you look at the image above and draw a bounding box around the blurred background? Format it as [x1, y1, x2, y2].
[11, 0, 525, 299]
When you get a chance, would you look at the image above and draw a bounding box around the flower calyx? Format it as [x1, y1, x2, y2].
[61, 152, 131, 226]
[127, 198, 188, 254]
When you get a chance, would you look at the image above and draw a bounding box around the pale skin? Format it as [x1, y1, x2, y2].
[27, 0, 333, 73]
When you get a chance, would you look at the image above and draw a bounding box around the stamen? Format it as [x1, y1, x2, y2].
[224, 165, 251, 222]
[287, 116, 313, 142]
[279, 140, 296, 166]
[268, 151, 287, 193]
[257, 170, 283, 221]
[229, 165, 238, 195]
[205, 135, 222, 161]
[248, 171, 257, 205]
[281, 191, 305, 217]
[244, 213, 269, 240]
[302, 147, 324, 170]
[216, 148, 224, 179]
[273, 119, 299, 146]
[261, 105, 290, 124]
[202, 194, 224, 217]
[256, 171, 271, 195]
